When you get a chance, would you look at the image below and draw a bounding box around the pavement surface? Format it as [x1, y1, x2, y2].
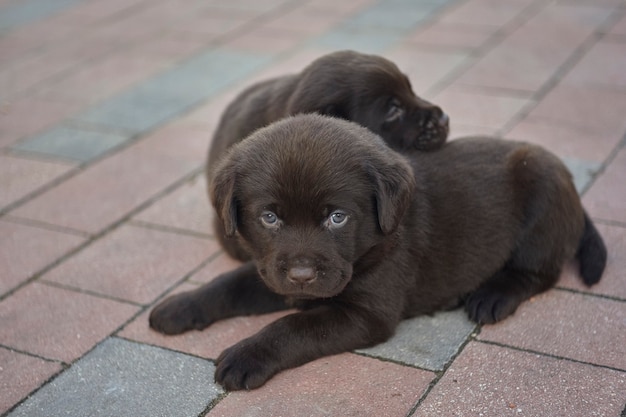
[1, 0, 626, 416]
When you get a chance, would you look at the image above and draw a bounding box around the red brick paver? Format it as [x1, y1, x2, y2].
[415, 342, 626, 417]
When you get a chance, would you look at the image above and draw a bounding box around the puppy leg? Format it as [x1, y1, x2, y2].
[465, 265, 559, 324]
[215, 305, 396, 390]
[149, 262, 288, 335]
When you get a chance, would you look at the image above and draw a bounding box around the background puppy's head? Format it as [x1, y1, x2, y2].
[210, 114, 415, 299]
[287, 50, 449, 151]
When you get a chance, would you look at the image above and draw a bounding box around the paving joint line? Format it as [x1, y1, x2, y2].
[1, 0, 173, 102]
[406, 323, 482, 416]
[554, 285, 626, 303]
[0, 165, 204, 303]
[475, 338, 626, 374]
[423, 0, 550, 98]
[129, 219, 215, 241]
[497, 7, 626, 139]
[37, 280, 146, 307]
[0, 343, 67, 367]
[0, 214, 90, 237]
[578, 128, 626, 196]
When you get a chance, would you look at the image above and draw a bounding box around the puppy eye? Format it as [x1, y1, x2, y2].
[326, 211, 348, 229]
[260, 211, 281, 229]
[385, 98, 404, 122]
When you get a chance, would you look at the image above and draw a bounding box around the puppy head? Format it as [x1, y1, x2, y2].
[209, 114, 415, 298]
[287, 50, 449, 152]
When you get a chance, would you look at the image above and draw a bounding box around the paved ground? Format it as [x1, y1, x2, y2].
[1, 0, 625, 416]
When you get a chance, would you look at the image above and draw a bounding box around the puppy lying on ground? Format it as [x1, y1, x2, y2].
[208, 50, 449, 261]
[151, 114, 606, 391]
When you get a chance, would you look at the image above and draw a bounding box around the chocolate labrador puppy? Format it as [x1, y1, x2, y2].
[208, 50, 449, 261]
[150, 115, 606, 391]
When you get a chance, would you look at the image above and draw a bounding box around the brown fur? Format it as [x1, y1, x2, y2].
[151, 115, 606, 391]
[207, 50, 448, 261]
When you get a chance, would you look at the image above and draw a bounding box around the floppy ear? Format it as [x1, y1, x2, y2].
[369, 156, 415, 235]
[208, 161, 238, 237]
[288, 87, 350, 120]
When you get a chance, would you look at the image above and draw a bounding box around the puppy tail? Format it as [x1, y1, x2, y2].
[576, 211, 607, 286]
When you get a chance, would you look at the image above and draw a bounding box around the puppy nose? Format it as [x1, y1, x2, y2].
[287, 266, 316, 285]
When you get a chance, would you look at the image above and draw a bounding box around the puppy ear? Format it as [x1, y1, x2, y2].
[208, 162, 238, 237]
[370, 157, 415, 235]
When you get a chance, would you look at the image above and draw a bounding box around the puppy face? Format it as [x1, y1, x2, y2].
[210, 115, 415, 299]
[288, 50, 449, 151]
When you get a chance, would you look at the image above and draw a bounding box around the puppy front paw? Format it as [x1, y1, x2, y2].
[465, 288, 521, 325]
[149, 291, 213, 335]
[215, 340, 279, 391]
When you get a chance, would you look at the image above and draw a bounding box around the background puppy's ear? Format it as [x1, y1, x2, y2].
[370, 157, 415, 235]
[209, 162, 238, 237]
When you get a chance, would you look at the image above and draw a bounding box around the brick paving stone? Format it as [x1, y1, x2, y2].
[414, 342, 626, 417]
[0, 155, 73, 209]
[505, 116, 621, 163]
[32, 48, 180, 105]
[43, 224, 216, 305]
[526, 83, 626, 138]
[188, 252, 243, 285]
[260, 5, 345, 36]
[385, 44, 469, 94]
[10, 123, 207, 234]
[221, 26, 308, 54]
[133, 173, 213, 235]
[405, 21, 498, 50]
[449, 124, 500, 139]
[120, 283, 293, 360]
[76, 49, 271, 134]
[455, 3, 614, 92]
[558, 224, 626, 300]
[0, 37, 95, 100]
[358, 310, 476, 371]
[432, 85, 531, 131]
[564, 40, 626, 89]
[0, 0, 87, 32]
[609, 13, 626, 36]
[560, 157, 601, 193]
[478, 289, 626, 370]
[0, 348, 62, 414]
[11, 125, 129, 162]
[7, 338, 223, 417]
[583, 147, 626, 224]
[0, 220, 84, 296]
[438, 0, 535, 27]
[341, 0, 446, 32]
[0, 283, 138, 363]
[0, 97, 82, 148]
[210, 353, 435, 417]
[240, 46, 333, 86]
[313, 26, 403, 54]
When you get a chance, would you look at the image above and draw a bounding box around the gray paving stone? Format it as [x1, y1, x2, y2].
[357, 309, 476, 371]
[76, 92, 193, 135]
[0, 0, 87, 31]
[12, 125, 129, 162]
[562, 157, 602, 194]
[343, 0, 446, 31]
[8, 337, 223, 417]
[76, 49, 271, 133]
[314, 29, 403, 54]
[313, 0, 455, 53]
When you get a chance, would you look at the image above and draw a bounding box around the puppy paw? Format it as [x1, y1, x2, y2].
[149, 291, 213, 335]
[465, 288, 521, 325]
[215, 341, 278, 391]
